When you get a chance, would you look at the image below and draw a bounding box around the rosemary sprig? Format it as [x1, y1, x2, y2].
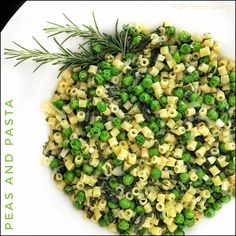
[44, 13, 130, 55]
[4, 37, 99, 73]
[4, 14, 146, 74]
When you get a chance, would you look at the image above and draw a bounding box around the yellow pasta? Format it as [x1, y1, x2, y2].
[38, 20, 235, 236]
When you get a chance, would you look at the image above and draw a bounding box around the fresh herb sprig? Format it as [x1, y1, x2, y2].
[44, 13, 130, 55]
[4, 37, 99, 72]
[4, 13, 143, 74]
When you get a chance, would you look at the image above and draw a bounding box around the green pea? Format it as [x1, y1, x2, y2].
[95, 73, 105, 85]
[134, 205, 144, 214]
[129, 201, 136, 210]
[122, 75, 134, 86]
[183, 208, 194, 219]
[175, 229, 185, 236]
[120, 91, 129, 103]
[117, 131, 127, 141]
[50, 159, 59, 170]
[79, 70, 88, 81]
[94, 120, 104, 130]
[74, 168, 82, 177]
[173, 51, 181, 63]
[221, 195, 231, 203]
[133, 85, 144, 96]
[209, 75, 220, 87]
[74, 201, 83, 210]
[100, 60, 111, 70]
[119, 198, 131, 209]
[112, 158, 123, 167]
[180, 43, 191, 54]
[204, 207, 215, 217]
[203, 94, 215, 105]
[227, 160, 235, 171]
[184, 218, 195, 227]
[173, 87, 184, 99]
[175, 213, 185, 224]
[71, 149, 81, 156]
[71, 72, 79, 81]
[76, 191, 85, 202]
[149, 121, 159, 133]
[191, 41, 201, 51]
[64, 185, 73, 195]
[102, 69, 111, 81]
[229, 71, 235, 82]
[179, 31, 191, 43]
[142, 77, 153, 89]
[139, 92, 152, 104]
[82, 163, 94, 176]
[125, 52, 135, 60]
[111, 66, 120, 76]
[90, 127, 101, 138]
[205, 178, 213, 186]
[207, 109, 219, 121]
[96, 161, 104, 173]
[177, 101, 188, 113]
[207, 196, 215, 204]
[188, 92, 198, 102]
[218, 100, 229, 111]
[150, 100, 161, 111]
[70, 98, 79, 110]
[63, 170, 75, 183]
[192, 179, 203, 188]
[112, 117, 122, 128]
[228, 95, 235, 107]
[62, 127, 72, 138]
[199, 56, 209, 64]
[108, 201, 118, 209]
[212, 201, 222, 211]
[183, 74, 194, 84]
[182, 151, 191, 162]
[179, 173, 190, 183]
[123, 174, 135, 186]
[70, 139, 81, 150]
[149, 148, 159, 157]
[109, 177, 119, 189]
[182, 131, 192, 142]
[174, 112, 182, 122]
[135, 134, 146, 145]
[159, 95, 168, 105]
[150, 167, 162, 180]
[53, 99, 64, 110]
[92, 43, 103, 54]
[192, 70, 200, 80]
[132, 35, 142, 46]
[230, 81, 235, 92]
[99, 217, 108, 227]
[118, 219, 130, 231]
[99, 130, 110, 142]
[172, 189, 181, 200]
[212, 186, 221, 193]
[219, 143, 226, 153]
[166, 26, 176, 37]
[97, 101, 107, 112]
[196, 169, 205, 179]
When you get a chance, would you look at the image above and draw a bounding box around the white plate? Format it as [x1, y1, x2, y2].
[1, 1, 235, 235]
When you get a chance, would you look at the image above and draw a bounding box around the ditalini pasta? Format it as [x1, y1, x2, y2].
[8, 18, 235, 235]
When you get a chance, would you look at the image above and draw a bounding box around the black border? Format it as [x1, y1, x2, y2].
[0, 0, 235, 235]
[0, 1, 25, 31]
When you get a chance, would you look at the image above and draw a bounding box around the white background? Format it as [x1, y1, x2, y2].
[1, 1, 235, 235]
